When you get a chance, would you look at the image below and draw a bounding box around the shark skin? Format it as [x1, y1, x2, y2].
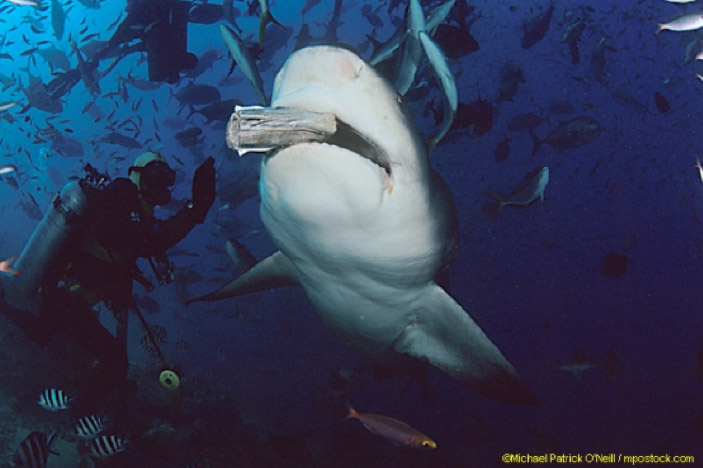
[193, 46, 538, 406]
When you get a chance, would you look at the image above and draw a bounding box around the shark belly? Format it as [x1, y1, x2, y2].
[260, 140, 445, 356]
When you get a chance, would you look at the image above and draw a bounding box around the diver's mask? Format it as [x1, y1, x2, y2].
[128, 160, 176, 206]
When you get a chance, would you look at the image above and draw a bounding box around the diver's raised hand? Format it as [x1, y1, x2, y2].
[191, 157, 216, 223]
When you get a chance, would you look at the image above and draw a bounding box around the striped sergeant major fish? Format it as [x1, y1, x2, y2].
[12, 431, 58, 468]
[37, 388, 72, 412]
[90, 434, 128, 458]
[75, 415, 107, 439]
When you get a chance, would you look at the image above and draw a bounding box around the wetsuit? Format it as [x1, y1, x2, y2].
[34, 177, 202, 413]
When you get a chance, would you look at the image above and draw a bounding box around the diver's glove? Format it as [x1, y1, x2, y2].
[190, 157, 216, 223]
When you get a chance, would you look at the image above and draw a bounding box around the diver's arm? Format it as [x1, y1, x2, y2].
[142, 158, 216, 255]
[146, 205, 199, 254]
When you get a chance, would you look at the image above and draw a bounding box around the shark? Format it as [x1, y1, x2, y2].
[189, 45, 538, 406]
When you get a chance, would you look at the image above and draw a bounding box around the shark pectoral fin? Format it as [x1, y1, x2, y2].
[185, 251, 299, 305]
[393, 284, 539, 406]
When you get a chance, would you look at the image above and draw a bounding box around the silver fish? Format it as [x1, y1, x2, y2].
[0, 100, 19, 112]
[484, 167, 549, 218]
[394, 0, 427, 96]
[8, 0, 40, 6]
[0, 164, 17, 175]
[220, 24, 266, 104]
[656, 14, 703, 34]
[369, 0, 455, 66]
[420, 30, 457, 154]
[394, 0, 456, 153]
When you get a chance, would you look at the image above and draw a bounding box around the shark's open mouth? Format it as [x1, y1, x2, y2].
[327, 119, 391, 175]
[226, 106, 391, 176]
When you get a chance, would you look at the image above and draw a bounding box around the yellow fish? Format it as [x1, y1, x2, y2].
[346, 405, 436, 449]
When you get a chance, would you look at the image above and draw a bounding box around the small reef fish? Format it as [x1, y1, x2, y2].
[656, 14, 703, 34]
[0, 255, 19, 275]
[12, 431, 58, 468]
[0, 100, 19, 112]
[37, 388, 72, 412]
[346, 405, 437, 449]
[7, 0, 40, 6]
[90, 435, 128, 457]
[75, 415, 107, 438]
[484, 167, 549, 218]
[0, 164, 17, 175]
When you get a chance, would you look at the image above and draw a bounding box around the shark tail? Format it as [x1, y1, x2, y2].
[484, 191, 506, 219]
[259, 10, 286, 49]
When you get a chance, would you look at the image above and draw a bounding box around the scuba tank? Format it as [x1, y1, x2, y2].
[2, 181, 91, 315]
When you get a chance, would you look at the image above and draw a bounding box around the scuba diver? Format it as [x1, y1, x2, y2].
[0, 153, 216, 417]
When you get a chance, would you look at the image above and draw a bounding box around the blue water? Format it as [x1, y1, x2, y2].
[1, 0, 703, 466]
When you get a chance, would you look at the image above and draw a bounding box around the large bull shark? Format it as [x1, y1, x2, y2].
[189, 46, 538, 406]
